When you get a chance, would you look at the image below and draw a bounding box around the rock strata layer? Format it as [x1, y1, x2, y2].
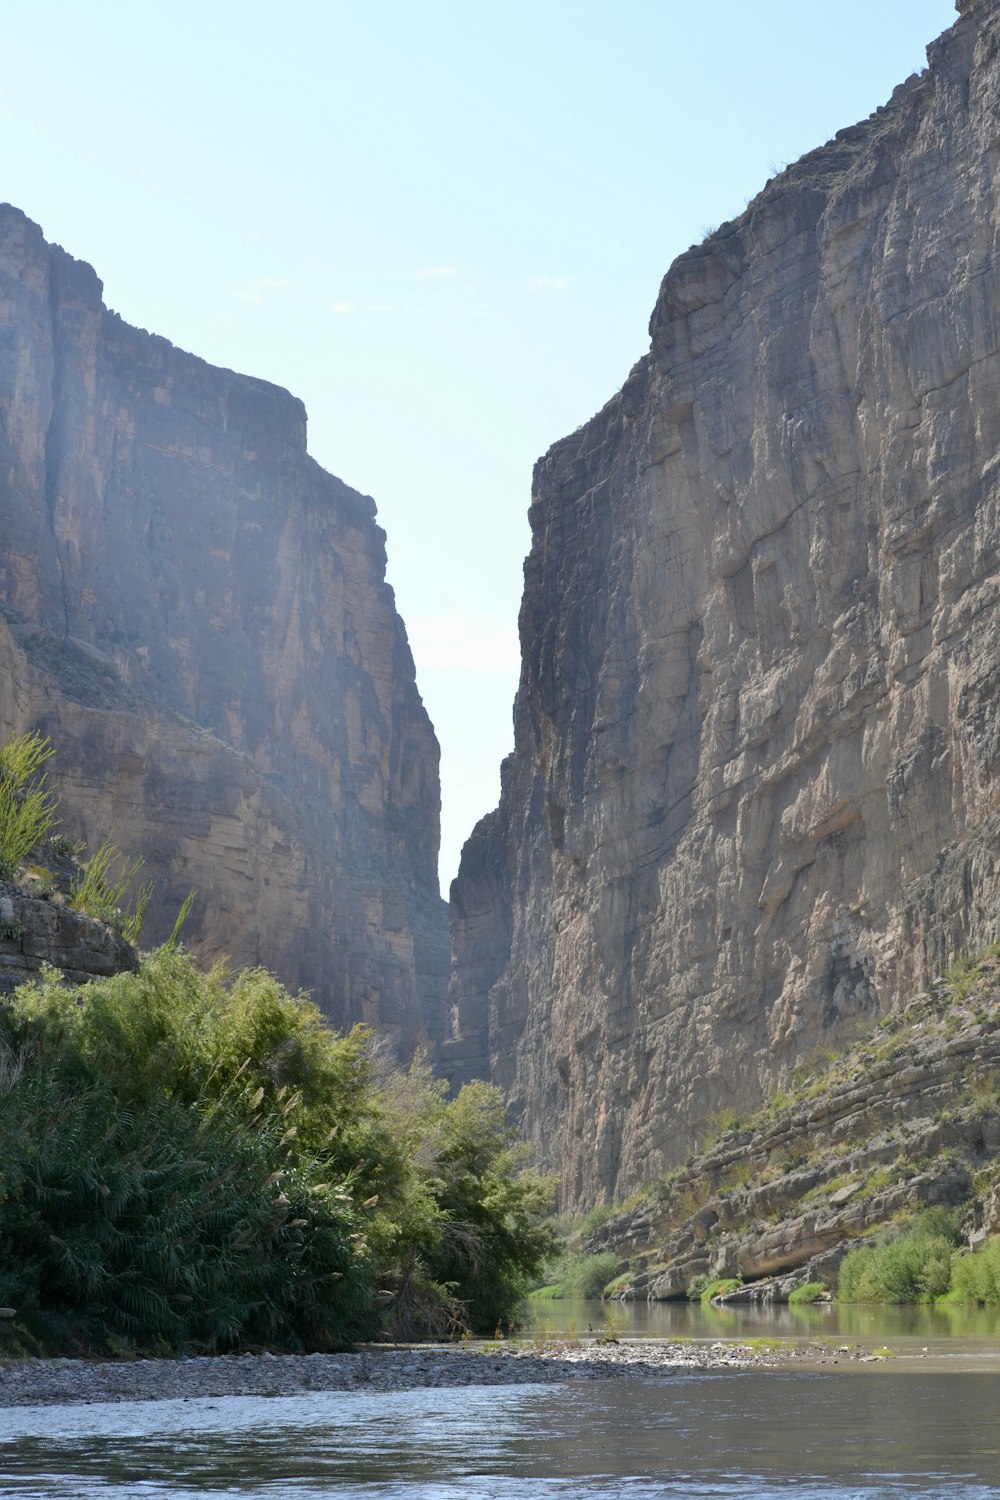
[448, 0, 1000, 1204]
[0, 878, 136, 995]
[587, 956, 1000, 1301]
[0, 208, 447, 1051]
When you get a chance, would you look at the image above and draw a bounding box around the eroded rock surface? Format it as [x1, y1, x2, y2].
[448, 0, 1000, 1203]
[586, 958, 1000, 1300]
[0, 878, 136, 995]
[0, 209, 447, 1051]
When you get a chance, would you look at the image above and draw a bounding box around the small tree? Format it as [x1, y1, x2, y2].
[423, 1081, 559, 1333]
[0, 732, 60, 877]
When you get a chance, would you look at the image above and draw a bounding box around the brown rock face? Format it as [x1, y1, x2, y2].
[0, 207, 447, 1052]
[0, 879, 137, 995]
[447, 0, 1000, 1207]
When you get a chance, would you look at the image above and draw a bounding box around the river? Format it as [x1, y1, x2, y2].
[1, 1367, 998, 1498]
[524, 1295, 1000, 1347]
[2, 1303, 998, 1497]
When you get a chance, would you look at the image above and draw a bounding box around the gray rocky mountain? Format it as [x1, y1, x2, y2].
[446, 0, 1000, 1207]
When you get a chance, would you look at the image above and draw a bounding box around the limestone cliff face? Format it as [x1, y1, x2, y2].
[0, 208, 447, 1051]
[448, 0, 1000, 1207]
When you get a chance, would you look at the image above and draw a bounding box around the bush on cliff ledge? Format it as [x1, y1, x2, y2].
[0, 949, 555, 1353]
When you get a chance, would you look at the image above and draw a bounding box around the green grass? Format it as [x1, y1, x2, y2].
[0, 733, 59, 876]
[688, 1276, 741, 1304]
[788, 1281, 826, 1305]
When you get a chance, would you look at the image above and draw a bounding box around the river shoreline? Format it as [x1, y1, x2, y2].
[0, 1337, 817, 1408]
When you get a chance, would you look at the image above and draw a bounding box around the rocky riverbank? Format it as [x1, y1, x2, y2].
[586, 954, 1000, 1302]
[0, 1338, 792, 1408]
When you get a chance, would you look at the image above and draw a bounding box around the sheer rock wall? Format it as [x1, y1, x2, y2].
[447, 0, 1000, 1206]
[0, 207, 447, 1051]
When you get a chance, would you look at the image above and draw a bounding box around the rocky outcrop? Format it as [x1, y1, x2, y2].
[585, 956, 1000, 1300]
[0, 208, 447, 1052]
[448, 0, 1000, 1204]
[0, 877, 136, 994]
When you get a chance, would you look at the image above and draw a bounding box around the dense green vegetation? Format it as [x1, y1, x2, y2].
[949, 1237, 1000, 1304]
[0, 949, 557, 1354]
[530, 1249, 623, 1301]
[838, 1208, 979, 1305]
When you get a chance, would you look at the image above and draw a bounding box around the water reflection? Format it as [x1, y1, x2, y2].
[1, 1372, 999, 1498]
[525, 1295, 1000, 1346]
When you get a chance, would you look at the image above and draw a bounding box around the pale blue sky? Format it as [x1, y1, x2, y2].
[3, 1, 957, 888]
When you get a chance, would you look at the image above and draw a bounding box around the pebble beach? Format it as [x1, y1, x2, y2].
[0, 1338, 785, 1408]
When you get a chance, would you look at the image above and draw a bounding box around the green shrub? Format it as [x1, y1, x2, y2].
[838, 1210, 964, 1304]
[579, 1201, 617, 1235]
[949, 1240, 1000, 1305]
[70, 838, 152, 943]
[0, 733, 59, 876]
[532, 1250, 622, 1303]
[0, 1071, 375, 1353]
[0, 949, 557, 1350]
[431, 1081, 558, 1329]
[788, 1281, 826, 1305]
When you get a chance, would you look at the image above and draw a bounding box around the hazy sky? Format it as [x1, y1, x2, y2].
[3, 0, 957, 889]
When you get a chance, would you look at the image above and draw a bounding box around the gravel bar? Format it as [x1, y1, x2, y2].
[0, 1338, 776, 1408]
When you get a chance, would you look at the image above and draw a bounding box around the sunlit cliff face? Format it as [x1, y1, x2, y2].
[447, 1, 1000, 1208]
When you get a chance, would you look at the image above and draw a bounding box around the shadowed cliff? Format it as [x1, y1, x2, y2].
[0, 207, 447, 1052]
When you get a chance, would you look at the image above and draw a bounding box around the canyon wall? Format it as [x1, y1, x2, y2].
[0, 207, 447, 1052]
[447, 0, 1000, 1206]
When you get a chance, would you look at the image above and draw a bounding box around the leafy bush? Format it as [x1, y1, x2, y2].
[533, 1250, 623, 1303]
[0, 1070, 375, 1352]
[0, 733, 59, 876]
[949, 1240, 1000, 1305]
[0, 949, 557, 1351]
[838, 1209, 964, 1304]
[0, 954, 383, 1352]
[411, 1080, 559, 1333]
